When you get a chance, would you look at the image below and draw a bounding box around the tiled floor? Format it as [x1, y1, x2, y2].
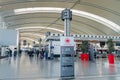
[1, 53, 120, 80]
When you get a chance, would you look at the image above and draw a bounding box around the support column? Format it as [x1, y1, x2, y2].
[64, 19, 70, 36]
[17, 30, 20, 56]
[0, 15, 7, 29]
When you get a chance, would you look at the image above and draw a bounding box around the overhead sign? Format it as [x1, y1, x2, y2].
[50, 46, 54, 49]
[60, 36, 74, 46]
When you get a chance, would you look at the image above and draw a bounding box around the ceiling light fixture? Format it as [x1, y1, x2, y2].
[20, 33, 45, 38]
[16, 26, 64, 33]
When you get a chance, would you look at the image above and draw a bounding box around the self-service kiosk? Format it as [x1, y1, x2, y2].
[60, 36, 74, 78]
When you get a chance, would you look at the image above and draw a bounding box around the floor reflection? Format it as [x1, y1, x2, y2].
[1, 53, 120, 80]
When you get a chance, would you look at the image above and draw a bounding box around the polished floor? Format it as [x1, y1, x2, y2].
[1, 53, 120, 80]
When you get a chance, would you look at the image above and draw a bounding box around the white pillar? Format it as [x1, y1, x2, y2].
[0, 15, 7, 29]
[64, 19, 70, 36]
[17, 30, 20, 55]
[1, 47, 6, 56]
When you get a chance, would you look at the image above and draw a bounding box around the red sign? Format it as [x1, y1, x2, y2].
[75, 40, 81, 42]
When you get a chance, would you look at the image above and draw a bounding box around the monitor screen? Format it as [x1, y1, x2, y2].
[100, 41, 105, 47]
[116, 42, 120, 46]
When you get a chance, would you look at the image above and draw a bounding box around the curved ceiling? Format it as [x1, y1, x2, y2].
[0, 0, 120, 45]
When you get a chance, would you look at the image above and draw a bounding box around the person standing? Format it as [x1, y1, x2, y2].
[88, 44, 95, 62]
[36, 49, 39, 57]
[14, 48, 17, 57]
[45, 45, 49, 60]
[41, 48, 44, 59]
[9, 48, 12, 57]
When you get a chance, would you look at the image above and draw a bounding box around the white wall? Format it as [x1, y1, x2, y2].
[0, 29, 17, 46]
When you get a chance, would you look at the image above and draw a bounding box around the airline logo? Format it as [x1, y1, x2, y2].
[65, 38, 70, 43]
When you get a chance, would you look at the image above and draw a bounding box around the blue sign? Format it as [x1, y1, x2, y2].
[50, 46, 54, 49]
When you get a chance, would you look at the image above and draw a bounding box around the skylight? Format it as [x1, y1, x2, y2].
[14, 7, 120, 34]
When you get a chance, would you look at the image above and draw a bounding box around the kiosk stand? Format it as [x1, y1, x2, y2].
[60, 37, 74, 78]
[60, 8, 74, 79]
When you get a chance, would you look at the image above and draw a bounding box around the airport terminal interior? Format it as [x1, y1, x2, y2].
[0, 0, 120, 80]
